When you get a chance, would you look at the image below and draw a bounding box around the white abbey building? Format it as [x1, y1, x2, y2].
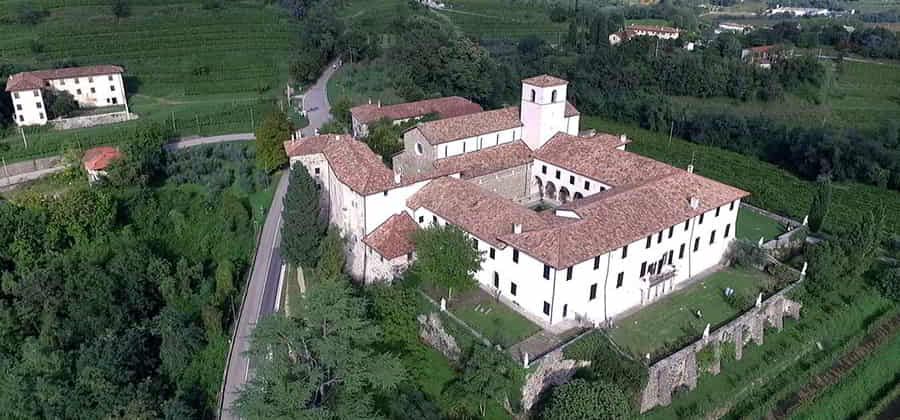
[6, 65, 127, 126]
[285, 75, 748, 327]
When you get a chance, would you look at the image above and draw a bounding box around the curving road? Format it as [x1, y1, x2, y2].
[218, 60, 338, 420]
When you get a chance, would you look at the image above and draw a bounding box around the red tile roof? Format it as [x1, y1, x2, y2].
[432, 140, 533, 179]
[82, 146, 122, 171]
[283, 134, 396, 195]
[522, 75, 568, 87]
[564, 101, 579, 117]
[6, 65, 124, 92]
[627, 24, 681, 34]
[415, 106, 523, 145]
[534, 132, 668, 187]
[351, 97, 483, 125]
[501, 170, 749, 268]
[407, 177, 551, 248]
[364, 212, 419, 259]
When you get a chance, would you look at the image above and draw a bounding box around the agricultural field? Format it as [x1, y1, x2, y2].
[326, 60, 405, 107]
[671, 59, 900, 132]
[582, 116, 900, 237]
[0, 0, 298, 161]
[433, 0, 569, 41]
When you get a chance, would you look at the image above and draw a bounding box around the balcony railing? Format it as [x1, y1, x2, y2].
[642, 265, 677, 287]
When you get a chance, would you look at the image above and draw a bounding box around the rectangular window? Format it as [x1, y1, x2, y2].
[110, 85, 116, 91]
[684, 220, 690, 231]
[724, 224, 731, 238]
[60, 79, 66, 85]
[622, 245, 628, 259]
[679, 244, 685, 259]
[493, 272, 499, 288]
[584, 180, 590, 190]
[543, 302, 551, 315]
[18, 115, 23, 122]
[33, 90, 39, 97]
[715, 207, 721, 217]
[489, 247, 495, 259]
[512, 249, 519, 263]
[314, 167, 320, 175]
[443, 146, 448, 157]
[645, 236, 652, 248]
[668, 250, 674, 264]
[593, 256, 600, 270]
[589, 283, 597, 300]
[566, 267, 573, 281]
[541, 165, 547, 174]
[13, 92, 19, 99]
[543, 265, 551, 280]
[699, 213, 705, 224]
[472, 238, 478, 250]
[694, 238, 700, 252]
[383, 191, 388, 196]
[668, 226, 674, 238]
[730, 201, 735, 211]
[90, 87, 96, 93]
[74, 78, 80, 84]
[88, 77, 93, 82]
[108, 75, 113, 81]
[418, 215, 424, 223]
[555, 170, 561, 180]
[15, 104, 21, 111]
[616, 272, 624, 288]
[657, 231, 663, 243]
[511, 282, 517, 296]
[569, 175, 575, 185]
[39, 112, 44, 119]
[36, 102, 42, 109]
[432, 215, 437, 224]
[640, 262, 647, 277]
[709, 230, 716, 245]
[462, 142, 466, 153]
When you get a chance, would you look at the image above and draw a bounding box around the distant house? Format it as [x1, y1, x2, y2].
[609, 24, 681, 46]
[765, 6, 830, 16]
[350, 96, 483, 138]
[83, 146, 122, 183]
[5, 65, 128, 127]
[741, 45, 789, 69]
[716, 22, 754, 34]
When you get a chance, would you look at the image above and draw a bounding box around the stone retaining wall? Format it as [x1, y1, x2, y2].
[520, 347, 592, 412]
[50, 111, 137, 130]
[639, 292, 802, 413]
[0, 155, 62, 178]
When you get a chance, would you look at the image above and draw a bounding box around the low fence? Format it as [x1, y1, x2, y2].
[49, 111, 138, 130]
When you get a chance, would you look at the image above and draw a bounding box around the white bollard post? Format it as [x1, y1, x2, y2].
[801, 262, 808, 277]
[523, 352, 530, 369]
[440, 298, 447, 312]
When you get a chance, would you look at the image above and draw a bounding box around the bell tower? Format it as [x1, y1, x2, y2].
[520, 75, 568, 150]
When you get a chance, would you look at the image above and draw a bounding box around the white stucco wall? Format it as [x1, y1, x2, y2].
[532, 159, 612, 203]
[11, 89, 47, 126]
[521, 82, 567, 150]
[434, 126, 520, 159]
[11, 72, 127, 127]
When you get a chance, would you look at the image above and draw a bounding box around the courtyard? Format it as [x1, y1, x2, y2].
[607, 267, 770, 360]
[736, 207, 786, 243]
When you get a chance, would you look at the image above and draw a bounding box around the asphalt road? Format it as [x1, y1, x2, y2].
[219, 60, 338, 419]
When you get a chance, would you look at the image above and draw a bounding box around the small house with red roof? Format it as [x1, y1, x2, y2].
[83, 146, 122, 183]
[5, 65, 127, 126]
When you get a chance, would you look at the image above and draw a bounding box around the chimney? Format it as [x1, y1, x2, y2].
[513, 223, 523, 234]
[620, 133, 627, 143]
[687, 164, 694, 173]
[690, 197, 700, 209]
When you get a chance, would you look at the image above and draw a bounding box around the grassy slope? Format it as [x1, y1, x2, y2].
[582, 116, 900, 237]
[0, 1, 297, 160]
[434, 0, 567, 41]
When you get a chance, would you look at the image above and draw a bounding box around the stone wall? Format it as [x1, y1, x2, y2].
[520, 347, 592, 412]
[469, 163, 531, 202]
[0, 155, 63, 178]
[639, 292, 803, 413]
[418, 312, 461, 362]
[50, 111, 137, 130]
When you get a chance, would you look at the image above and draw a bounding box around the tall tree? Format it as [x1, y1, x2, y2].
[808, 176, 832, 233]
[443, 345, 523, 418]
[235, 278, 405, 419]
[281, 166, 325, 268]
[410, 225, 482, 297]
[315, 226, 345, 281]
[254, 110, 291, 172]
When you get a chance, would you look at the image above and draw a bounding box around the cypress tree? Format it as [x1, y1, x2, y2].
[808, 176, 832, 233]
[281, 166, 325, 267]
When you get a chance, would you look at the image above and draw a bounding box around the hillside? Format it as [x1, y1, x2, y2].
[0, 0, 297, 160]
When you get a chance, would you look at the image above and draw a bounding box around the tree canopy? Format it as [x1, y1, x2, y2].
[281, 166, 325, 267]
[443, 344, 524, 418]
[410, 225, 483, 297]
[254, 110, 291, 172]
[540, 379, 632, 420]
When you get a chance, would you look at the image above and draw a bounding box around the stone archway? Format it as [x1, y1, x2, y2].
[559, 187, 571, 204]
[533, 176, 544, 199]
[574, 192, 583, 200]
[545, 181, 557, 200]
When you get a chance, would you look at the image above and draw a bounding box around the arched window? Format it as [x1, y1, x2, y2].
[551, 90, 558, 103]
[530, 89, 536, 102]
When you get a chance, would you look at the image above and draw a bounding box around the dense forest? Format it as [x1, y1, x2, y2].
[0, 127, 270, 418]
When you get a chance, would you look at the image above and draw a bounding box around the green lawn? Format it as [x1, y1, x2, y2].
[736, 207, 786, 243]
[0, 0, 296, 162]
[454, 298, 540, 348]
[582, 116, 900, 238]
[608, 268, 766, 359]
[791, 333, 900, 420]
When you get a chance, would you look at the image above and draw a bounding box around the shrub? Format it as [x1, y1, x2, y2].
[696, 345, 716, 375]
[541, 379, 633, 420]
[724, 290, 753, 311]
[728, 239, 767, 269]
[564, 331, 648, 395]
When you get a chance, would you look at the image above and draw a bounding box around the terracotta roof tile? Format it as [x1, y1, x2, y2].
[432, 140, 533, 179]
[534, 132, 666, 187]
[82, 146, 122, 171]
[407, 177, 551, 248]
[416, 106, 523, 145]
[627, 24, 681, 34]
[351, 97, 483, 125]
[284, 134, 396, 195]
[522, 75, 568, 87]
[6, 65, 124, 92]
[564, 101, 579, 117]
[363, 212, 419, 259]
